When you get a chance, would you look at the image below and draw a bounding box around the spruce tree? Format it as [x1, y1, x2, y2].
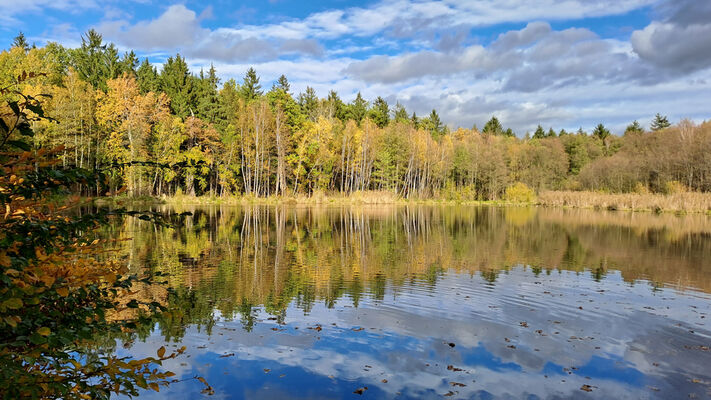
[12, 32, 29, 52]
[160, 54, 196, 117]
[346, 92, 368, 124]
[393, 102, 409, 123]
[369, 96, 390, 128]
[625, 120, 644, 135]
[275, 74, 290, 93]
[136, 59, 159, 94]
[532, 124, 546, 139]
[482, 116, 503, 136]
[650, 113, 671, 131]
[240, 67, 263, 101]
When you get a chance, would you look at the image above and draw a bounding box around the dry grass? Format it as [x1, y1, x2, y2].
[538, 190, 711, 213]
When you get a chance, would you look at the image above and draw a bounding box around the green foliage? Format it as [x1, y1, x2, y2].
[650, 113, 671, 131]
[483, 116, 503, 136]
[240, 67, 262, 102]
[369, 96, 390, 128]
[625, 120, 644, 135]
[160, 54, 196, 117]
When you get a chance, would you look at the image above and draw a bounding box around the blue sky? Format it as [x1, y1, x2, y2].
[2, 0, 711, 134]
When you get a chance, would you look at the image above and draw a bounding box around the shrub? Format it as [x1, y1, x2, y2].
[504, 182, 536, 203]
[663, 181, 687, 195]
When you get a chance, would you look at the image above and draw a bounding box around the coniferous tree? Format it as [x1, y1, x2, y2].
[504, 128, 515, 137]
[625, 120, 644, 135]
[119, 51, 139, 76]
[533, 125, 546, 139]
[136, 59, 160, 94]
[12, 32, 29, 52]
[393, 102, 409, 123]
[197, 64, 220, 123]
[326, 90, 346, 120]
[275, 74, 290, 93]
[346, 92, 368, 124]
[369, 96, 390, 128]
[592, 123, 610, 141]
[483, 116, 503, 136]
[650, 113, 671, 131]
[72, 29, 119, 91]
[240, 67, 262, 101]
[426, 109, 444, 138]
[547, 128, 557, 138]
[160, 54, 196, 117]
[298, 86, 318, 121]
[411, 112, 419, 129]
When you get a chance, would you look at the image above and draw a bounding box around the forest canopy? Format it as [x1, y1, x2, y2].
[2, 30, 710, 200]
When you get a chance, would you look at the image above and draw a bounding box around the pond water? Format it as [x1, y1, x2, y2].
[112, 205, 711, 399]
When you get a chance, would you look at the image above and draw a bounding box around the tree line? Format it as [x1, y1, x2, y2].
[2, 30, 710, 199]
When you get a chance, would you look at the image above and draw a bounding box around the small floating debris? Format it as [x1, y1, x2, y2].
[353, 387, 368, 395]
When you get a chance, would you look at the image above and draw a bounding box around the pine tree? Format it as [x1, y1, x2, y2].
[12, 32, 29, 52]
[393, 102, 409, 123]
[119, 51, 139, 76]
[346, 92, 368, 124]
[532, 125, 546, 139]
[160, 54, 196, 117]
[298, 86, 318, 121]
[240, 67, 262, 101]
[625, 120, 644, 135]
[504, 128, 515, 137]
[546, 128, 557, 138]
[482, 116, 503, 136]
[411, 112, 419, 129]
[275, 74, 290, 93]
[425, 109, 444, 138]
[369, 96, 390, 128]
[326, 90, 346, 121]
[650, 113, 671, 131]
[196, 64, 220, 123]
[136, 59, 159, 94]
[592, 123, 610, 141]
[72, 29, 119, 91]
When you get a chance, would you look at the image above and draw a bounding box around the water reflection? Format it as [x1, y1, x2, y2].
[111, 206, 711, 399]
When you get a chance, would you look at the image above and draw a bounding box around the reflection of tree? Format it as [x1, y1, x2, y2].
[106, 205, 711, 335]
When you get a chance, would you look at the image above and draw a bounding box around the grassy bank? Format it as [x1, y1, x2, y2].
[94, 190, 711, 214]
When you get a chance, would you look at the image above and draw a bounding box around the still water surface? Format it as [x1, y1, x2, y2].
[113, 206, 711, 399]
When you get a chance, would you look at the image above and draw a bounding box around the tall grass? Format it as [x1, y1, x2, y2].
[538, 191, 711, 213]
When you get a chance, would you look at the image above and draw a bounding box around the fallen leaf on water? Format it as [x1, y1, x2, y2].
[504, 338, 511, 342]
[279, 374, 286, 378]
[447, 342, 456, 348]
[352, 327, 364, 332]
[381, 379, 388, 383]
[263, 369, 270, 373]
[581, 385, 593, 392]
[519, 322, 529, 328]
[219, 353, 235, 358]
[443, 391, 456, 397]
[447, 365, 464, 372]
[450, 382, 466, 387]
[353, 387, 368, 395]
[507, 345, 517, 349]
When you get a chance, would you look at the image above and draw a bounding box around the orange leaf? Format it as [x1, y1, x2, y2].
[157, 346, 166, 358]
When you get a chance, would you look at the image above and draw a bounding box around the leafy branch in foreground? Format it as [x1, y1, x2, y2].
[0, 73, 207, 398]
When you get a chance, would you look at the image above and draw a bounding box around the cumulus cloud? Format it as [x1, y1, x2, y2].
[631, 0, 711, 73]
[95, 5, 323, 62]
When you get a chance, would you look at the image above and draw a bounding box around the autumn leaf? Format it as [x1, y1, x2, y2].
[3, 298, 23, 309]
[157, 346, 166, 358]
[37, 327, 51, 336]
[56, 287, 69, 297]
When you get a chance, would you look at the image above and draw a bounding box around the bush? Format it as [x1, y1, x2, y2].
[663, 181, 687, 195]
[504, 182, 536, 203]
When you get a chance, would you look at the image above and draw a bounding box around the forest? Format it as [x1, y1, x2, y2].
[2, 30, 711, 201]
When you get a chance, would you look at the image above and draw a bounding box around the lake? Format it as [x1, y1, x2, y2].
[110, 205, 711, 399]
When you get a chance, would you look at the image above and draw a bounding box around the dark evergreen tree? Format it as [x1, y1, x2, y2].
[411, 112, 419, 129]
[369, 96, 390, 128]
[547, 128, 557, 138]
[346, 92, 368, 124]
[275, 74, 290, 93]
[240, 67, 263, 101]
[504, 128, 515, 137]
[119, 51, 139, 76]
[533, 125, 546, 139]
[326, 90, 346, 121]
[197, 64, 220, 123]
[136, 59, 160, 94]
[650, 113, 671, 131]
[298, 86, 318, 121]
[483, 116, 503, 136]
[12, 32, 29, 52]
[625, 120, 644, 135]
[393, 102, 409, 123]
[72, 29, 119, 91]
[160, 54, 197, 117]
[426, 109, 444, 138]
[592, 123, 611, 141]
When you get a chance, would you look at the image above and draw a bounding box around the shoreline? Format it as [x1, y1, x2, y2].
[91, 190, 711, 215]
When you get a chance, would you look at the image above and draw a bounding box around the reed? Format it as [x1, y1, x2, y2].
[538, 191, 711, 213]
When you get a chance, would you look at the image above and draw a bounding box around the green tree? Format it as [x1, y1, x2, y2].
[483, 116, 503, 136]
[369, 96, 390, 128]
[592, 123, 610, 141]
[532, 124, 546, 139]
[239, 67, 262, 101]
[298, 86, 318, 121]
[345, 92, 368, 124]
[12, 32, 29, 52]
[160, 54, 196, 117]
[275, 74, 290, 93]
[71, 29, 120, 91]
[650, 113, 671, 131]
[625, 120, 644, 135]
[136, 58, 159, 94]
